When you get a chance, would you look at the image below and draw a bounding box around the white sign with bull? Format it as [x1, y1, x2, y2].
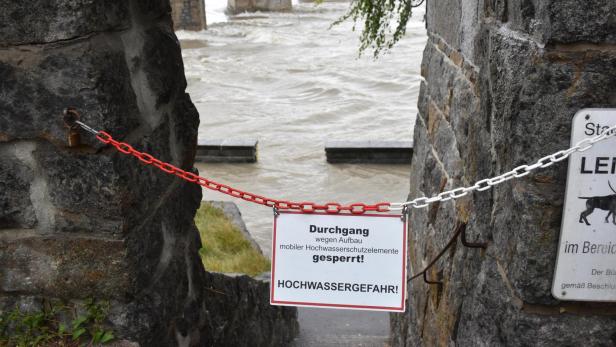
[553, 109, 616, 301]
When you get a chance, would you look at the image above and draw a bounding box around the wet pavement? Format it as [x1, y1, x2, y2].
[292, 308, 390, 347]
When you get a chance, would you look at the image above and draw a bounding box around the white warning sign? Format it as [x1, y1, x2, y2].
[270, 212, 407, 311]
[553, 108, 616, 301]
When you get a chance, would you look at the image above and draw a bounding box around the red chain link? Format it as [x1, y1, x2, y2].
[95, 131, 392, 214]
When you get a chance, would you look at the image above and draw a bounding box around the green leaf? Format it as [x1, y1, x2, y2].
[101, 331, 114, 344]
[33, 335, 46, 346]
[72, 315, 88, 329]
[24, 312, 45, 329]
[72, 327, 86, 340]
[58, 322, 67, 334]
[92, 330, 104, 343]
[333, 0, 417, 57]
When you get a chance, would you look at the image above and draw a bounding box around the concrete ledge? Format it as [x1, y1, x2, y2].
[325, 140, 413, 164]
[196, 138, 257, 163]
[227, 0, 292, 14]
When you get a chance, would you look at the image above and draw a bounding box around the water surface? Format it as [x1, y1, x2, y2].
[178, 0, 427, 254]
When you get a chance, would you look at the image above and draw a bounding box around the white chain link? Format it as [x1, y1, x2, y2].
[74, 120, 100, 135]
[389, 125, 616, 211]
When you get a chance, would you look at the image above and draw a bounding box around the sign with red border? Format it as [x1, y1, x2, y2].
[270, 211, 407, 312]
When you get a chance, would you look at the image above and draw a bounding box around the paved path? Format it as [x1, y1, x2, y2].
[291, 308, 390, 347]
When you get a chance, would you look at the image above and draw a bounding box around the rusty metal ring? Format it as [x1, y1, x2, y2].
[63, 107, 80, 128]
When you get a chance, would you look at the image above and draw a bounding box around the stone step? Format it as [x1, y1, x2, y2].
[196, 138, 258, 163]
[325, 140, 413, 164]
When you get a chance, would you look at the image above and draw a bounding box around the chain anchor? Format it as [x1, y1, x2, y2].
[63, 107, 81, 147]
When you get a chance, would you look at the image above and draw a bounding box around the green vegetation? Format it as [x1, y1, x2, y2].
[195, 202, 270, 276]
[0, 299, 114, 347]
[334, 0, 423, 57]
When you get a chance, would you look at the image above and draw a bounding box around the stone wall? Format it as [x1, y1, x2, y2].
[391, 0, 616, 345]
[0, 1, 296, 346]
[170, 0, 207, 31]
[203, 272, 299, 346]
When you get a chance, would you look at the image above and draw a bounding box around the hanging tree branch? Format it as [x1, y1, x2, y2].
[333, 0, 424, 58]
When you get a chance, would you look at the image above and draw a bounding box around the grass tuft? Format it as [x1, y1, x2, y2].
[195, 202, 270, 276]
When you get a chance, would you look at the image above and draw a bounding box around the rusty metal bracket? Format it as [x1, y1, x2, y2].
[422, 271, 442, 285]
[63, 107, 81, 147]
[460, 226, 487, 249]
[409, 222, 467, 283]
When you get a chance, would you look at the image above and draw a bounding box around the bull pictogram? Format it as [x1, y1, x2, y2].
[578, 181, 616, 226]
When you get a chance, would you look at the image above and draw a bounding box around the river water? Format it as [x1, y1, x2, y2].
[178, 0, 426, 255]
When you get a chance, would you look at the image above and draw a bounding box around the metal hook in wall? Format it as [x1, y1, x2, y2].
[63, 107, 81, 147]
[422, 271, 442, 285]
[460, 226, 487, 249]
[409, 222, 467, 283]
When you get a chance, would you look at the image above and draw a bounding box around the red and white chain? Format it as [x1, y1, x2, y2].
[74, 120, 616, 214]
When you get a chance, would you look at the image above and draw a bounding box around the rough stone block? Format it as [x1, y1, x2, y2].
[0, 235, 129, 299]
[546, 1, 616, 43]
[202, 271, 299, 346]
[0, 1, 130, 46]
[0, 145, 36, 229]
[0, 39, 141, 147]
[422, 40, 461, 115]
[140, 23, 188, 109]
[507, 0, 616, 44]
[34, 143, 125, 233]
[135, 0, 172, 21]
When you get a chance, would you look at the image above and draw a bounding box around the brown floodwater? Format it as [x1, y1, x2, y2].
[179, 1, 427, 254]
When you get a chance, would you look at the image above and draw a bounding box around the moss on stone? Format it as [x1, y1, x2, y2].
[195, 202, 270, 276]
